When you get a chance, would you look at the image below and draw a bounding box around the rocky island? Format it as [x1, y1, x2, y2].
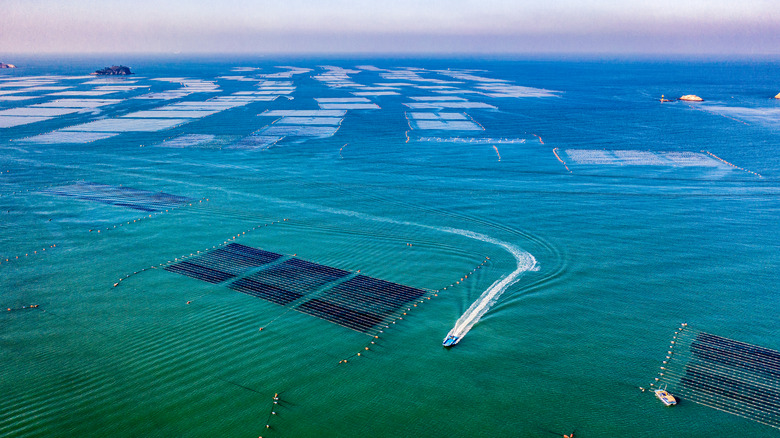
[679, 94, 703, 102]
[0, 62, 16, 68]
[92, 65, 133, 75]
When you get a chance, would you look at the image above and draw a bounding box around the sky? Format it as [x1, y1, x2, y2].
[2, 0, 779, 55]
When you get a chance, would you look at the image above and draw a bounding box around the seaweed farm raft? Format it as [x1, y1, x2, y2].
[164, 243, 428, 335]
[652, 324, 780, 430]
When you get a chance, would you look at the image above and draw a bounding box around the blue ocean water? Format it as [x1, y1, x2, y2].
[1, 56, 778, 437]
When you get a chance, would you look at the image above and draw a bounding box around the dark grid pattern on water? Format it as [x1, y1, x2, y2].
[41, 182, 192, 212]
[164, 243, 282, 283]
[299, 275, 427, 333]
[297, 298, 385, 333]
[242, 257, 350, 295]
[659, 329, 780, 430]
[189, 243, 284, 276]
[164, 261, 235, 284]
[162, 243, 427, 333]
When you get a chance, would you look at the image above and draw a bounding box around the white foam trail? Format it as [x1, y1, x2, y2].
[139, 184, 537, 342]
[443, 230, 536, 343]
[293, 207, 538, 342]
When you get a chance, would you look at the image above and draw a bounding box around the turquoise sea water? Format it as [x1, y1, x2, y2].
[1, 56, 779, 437]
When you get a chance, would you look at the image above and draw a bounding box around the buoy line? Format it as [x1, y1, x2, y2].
[337, 256, 491, 365]
[112, 218, 289, 289]
[89, 198, 210, 233]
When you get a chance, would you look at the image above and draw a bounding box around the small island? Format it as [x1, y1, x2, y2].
[91, 65, 133, 75]
[775, 92, 780, 99]
[679, 94, 703, 102]
[0, 62, 16, 68]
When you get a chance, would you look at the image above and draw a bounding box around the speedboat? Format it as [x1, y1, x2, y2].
[442, 335, 459, 347]
[654, 388, 677, 406]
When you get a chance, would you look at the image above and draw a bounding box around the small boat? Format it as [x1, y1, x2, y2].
[654, 388, 677, 406]
[442, 335, 459, 347]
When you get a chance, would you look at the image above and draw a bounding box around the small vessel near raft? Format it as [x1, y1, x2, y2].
[442, 334, 460, 347]
[654, 388, 677, 406]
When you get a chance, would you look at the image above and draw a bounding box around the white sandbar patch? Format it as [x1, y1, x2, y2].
[409, 96, 467, 101]
[0, 107, 80, 117]
[563, 149, 726, 167]
[315, 97, 371, 103]
[260, 110, 346, 117]
[134, 91, 193, 100]
[160, 134, 217, 148]
[407, 112, 481, 130]
[48, 90, 118, 97]
[230, 135, 282, 149]
[477, 84, 559, 98]
[412, 120, 482, 130]
[408, 112, 468, 120]
[275, 117, 343, 125]
[61, 118, 188, 132]
[260, 125, 338, 137]
[404, 101, 496, 109]
[318, 103, 380, 110]
[0, 96, 38, 101]
[613, 150, 666, 165]
[121, 109, 218, 119]
[351, 91, 400, 96]
[20, 131, 119, 143]
[166, 101, 244, 110]
[0, 116, 52, 128]
[32, 99, 123, 108]
[20, 86, 73, 91]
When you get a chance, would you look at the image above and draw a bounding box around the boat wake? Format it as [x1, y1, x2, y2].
[442, 231, 537, 346]
[191, 192, 539, 347]
[294, 206, 538, 347]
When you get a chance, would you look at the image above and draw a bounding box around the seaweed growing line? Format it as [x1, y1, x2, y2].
[651, 324, 780, 430]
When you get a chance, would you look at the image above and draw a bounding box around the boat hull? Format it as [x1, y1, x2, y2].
[442, 335, 459, 347]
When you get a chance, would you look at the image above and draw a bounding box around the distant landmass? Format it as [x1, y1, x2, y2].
[92, 65, 133, 75]
[0, 62, 16, 68]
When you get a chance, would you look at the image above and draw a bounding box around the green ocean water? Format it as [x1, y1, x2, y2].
[1, 56, 779, 437]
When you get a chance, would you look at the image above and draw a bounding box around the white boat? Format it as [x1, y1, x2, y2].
[654, 388, 677, 406]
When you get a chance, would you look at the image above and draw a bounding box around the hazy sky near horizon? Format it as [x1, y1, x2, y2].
[3, 0, 779, 55]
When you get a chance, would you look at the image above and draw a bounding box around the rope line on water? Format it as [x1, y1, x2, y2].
[260, 392, 283, 436]
[702, 150, 762, 178]
[89, 198, 210, 233]
[0, 179, 84, 199]
[4, 304, 41, 312]
[648, 323, 780, 430]
[0, 244, 57, 267]
[552, 148, 571, 173]
[112, 218, 289, 288]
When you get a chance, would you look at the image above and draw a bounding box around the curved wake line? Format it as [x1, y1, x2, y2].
[177, 190, 538, 342]
[287, 205, 538, 342]
[442, 229, 537, 342]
